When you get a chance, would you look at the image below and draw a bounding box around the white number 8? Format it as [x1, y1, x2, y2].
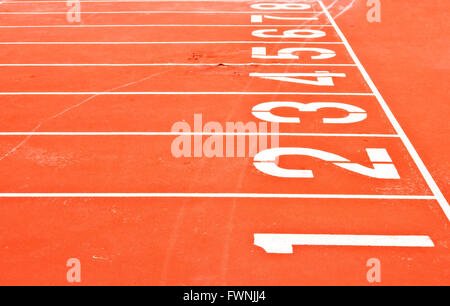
[251, 3, 311, 10]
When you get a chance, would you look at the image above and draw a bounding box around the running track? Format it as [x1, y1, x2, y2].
[0, 0, 448, 285]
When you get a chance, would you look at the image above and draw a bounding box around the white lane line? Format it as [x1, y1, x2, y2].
[254, 234, 435, 254]
[0, 132, 399, 137]
[0, 0, 319, 2]
[0, 92, 375, 96]
[0, 41, 344, 45]
[0, 0, 315, 2]
[0, 11, 321, 14]
[0, 193, 435, 199]
[319, 1, 450, 221]
[0, 63, 357, 67]
[0, 25, 333, 28]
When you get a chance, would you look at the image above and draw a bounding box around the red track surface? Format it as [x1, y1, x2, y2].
[0, 0, 448, 285]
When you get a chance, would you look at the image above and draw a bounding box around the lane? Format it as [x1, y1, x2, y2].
[0, 43, 352, 65]
[0, 11, 330, 26]
[0, 0, 324, 12]
[0, 95, 395, 135]
[0, 135, 431, 195]
[0, 26, 340, 42]
[0, 197, 448, 285]
[0, 66, 369, 93]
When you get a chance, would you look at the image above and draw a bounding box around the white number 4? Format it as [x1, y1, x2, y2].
[250, 71, 346, 86]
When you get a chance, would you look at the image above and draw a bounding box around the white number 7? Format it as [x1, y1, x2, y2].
[251, 14, 319, 23]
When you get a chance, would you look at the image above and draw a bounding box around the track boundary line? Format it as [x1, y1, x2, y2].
[318, 0, 450, 221]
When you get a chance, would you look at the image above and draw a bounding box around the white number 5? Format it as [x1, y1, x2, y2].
[252, 47, 336, 60]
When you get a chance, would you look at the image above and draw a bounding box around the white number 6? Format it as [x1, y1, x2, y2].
[252, 29, 326, 39]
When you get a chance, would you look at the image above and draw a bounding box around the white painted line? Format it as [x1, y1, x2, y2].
[0, 24, 333, 28]
[0, 193, 435, 199]
[367, 148, 393, 162]
[1, 0, 318, 2]
[0, 63, 357, 67]
[254, 234, 435, 254]
[0, 132, 399, 138]
[319, 1, 450, 221]
[0, 11, 321, 14]
[251, 15, 263, 23]
[0, 41, 344, 45]
[1, 0, 315, 2]
[0, 92, 375, 96]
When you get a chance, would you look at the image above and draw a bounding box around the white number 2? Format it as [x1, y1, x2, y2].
[253, 148, 400, 179]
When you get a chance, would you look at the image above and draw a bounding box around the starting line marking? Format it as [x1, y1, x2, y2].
[0, 193, 435, 199]
[254, 234, 435, 254]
